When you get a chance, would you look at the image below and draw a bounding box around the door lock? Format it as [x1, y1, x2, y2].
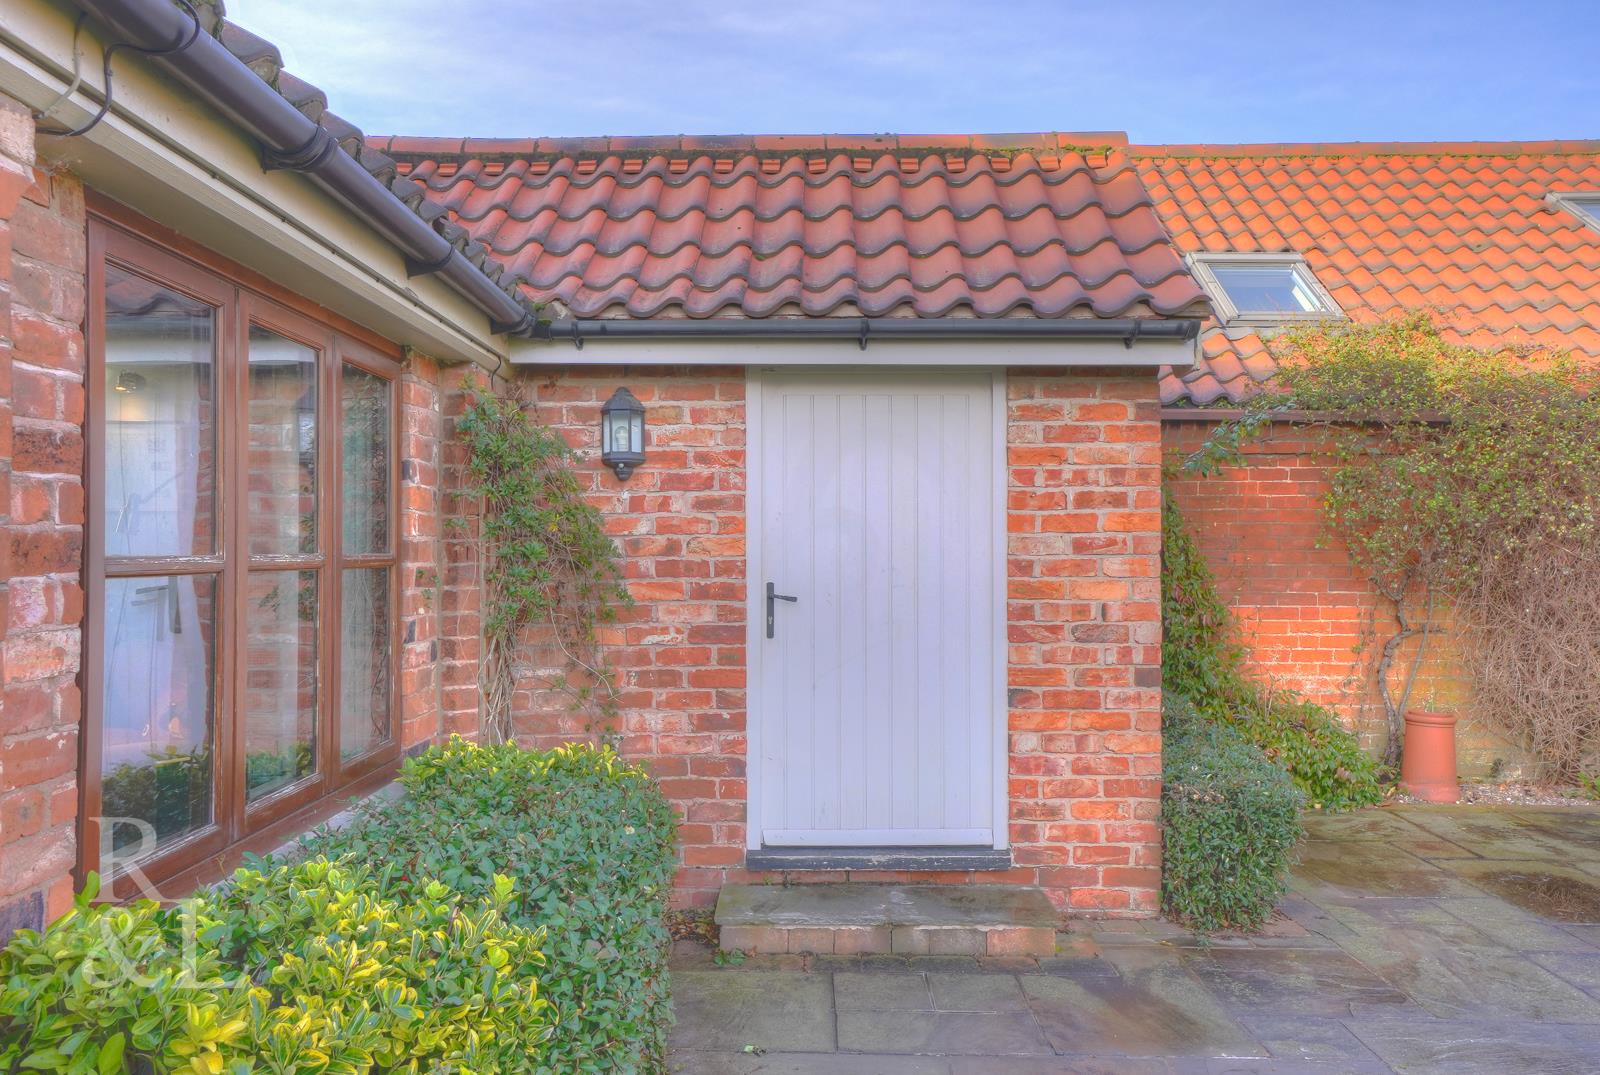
[765, 582, 797, 639]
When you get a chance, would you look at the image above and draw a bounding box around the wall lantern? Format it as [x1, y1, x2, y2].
[600, 386, 646, 481]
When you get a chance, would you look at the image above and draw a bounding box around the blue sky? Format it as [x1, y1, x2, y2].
[228, 0, 1599, 143]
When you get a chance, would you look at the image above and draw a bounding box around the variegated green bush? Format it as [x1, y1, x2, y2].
[0, 859, 548, 1074]
[308, 738, 678, 1074]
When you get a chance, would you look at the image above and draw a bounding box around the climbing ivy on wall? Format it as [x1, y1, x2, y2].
[1162, 491, 1385, 811]
[1194, 314, 1600, 780]
[456, 382, 631, 743]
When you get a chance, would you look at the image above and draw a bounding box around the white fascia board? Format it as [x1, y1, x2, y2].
[510, 331, 1197, 369]
[0, 0, 507, 371]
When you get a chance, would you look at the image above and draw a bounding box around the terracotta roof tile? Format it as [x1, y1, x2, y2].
[1137, 141, 1600, 405]
[379, 135, 1208, 321]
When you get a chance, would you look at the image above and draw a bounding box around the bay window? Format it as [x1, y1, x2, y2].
[82, 217, 400, 897]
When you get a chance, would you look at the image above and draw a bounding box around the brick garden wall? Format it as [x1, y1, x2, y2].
[506, 366, 1164, 917]
[0, 97, 88, 937]
[1162, 418, 1519, 777]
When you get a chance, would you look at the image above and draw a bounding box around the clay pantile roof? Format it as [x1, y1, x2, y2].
[369, 134, 1209, 321]
[1135, 141, 1600, 406]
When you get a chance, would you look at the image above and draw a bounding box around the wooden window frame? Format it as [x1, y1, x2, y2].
[81, 205, 403, 900]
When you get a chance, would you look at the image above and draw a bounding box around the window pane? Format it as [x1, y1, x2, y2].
[244, 571, 318, 802]
[1211, 265, 1323, 314]
[249, 327, 318, 557]
[341, 365, 390, 555]
[339, 567, 391, 760]
[103, 267, 216, 557]
[100, 574, 216, 870]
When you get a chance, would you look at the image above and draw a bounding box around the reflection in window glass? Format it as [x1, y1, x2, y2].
[341, 364, 390, 555]
[244, 571, 318, 802]
[339, 567, 391, 760]
[248, 327, 318, 557]
[103, 266, 215, 558]
[100, 574, 215, 871]
[1210, 264, 1325, 315]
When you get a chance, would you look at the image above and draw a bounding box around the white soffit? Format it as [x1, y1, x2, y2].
[510, 332, 1197, 368]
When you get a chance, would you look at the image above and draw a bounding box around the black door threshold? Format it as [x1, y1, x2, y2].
[746, 845, 1012, 872]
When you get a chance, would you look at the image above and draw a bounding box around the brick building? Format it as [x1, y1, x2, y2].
[4, 0, 1600, 942]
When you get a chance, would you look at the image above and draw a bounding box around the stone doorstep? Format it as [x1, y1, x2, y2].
[715, 884, 1059, 957]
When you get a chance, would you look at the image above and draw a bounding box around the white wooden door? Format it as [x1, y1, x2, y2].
[750, 369, 1003, 848]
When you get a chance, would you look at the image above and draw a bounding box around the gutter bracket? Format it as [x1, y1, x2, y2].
[262, 124, 341, 173]
[858, 318, 870, 351]
[404, 246, 456, 278]
[1123, 319, 1142, 350]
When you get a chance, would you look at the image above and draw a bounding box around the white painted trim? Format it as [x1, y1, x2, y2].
[764, 828, 993, 847]
[512, 334, 1196, 369]
[1547, 190, 1600, 233]
[744, 366, 766, 851]
[0, 0, 506, 369]
[989, 370, 1009, 851]
[743, 367, 1010, 852]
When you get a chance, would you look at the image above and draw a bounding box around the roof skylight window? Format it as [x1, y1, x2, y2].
[1188, 253, 1343, 326]
[1548, 191, 1600, 232]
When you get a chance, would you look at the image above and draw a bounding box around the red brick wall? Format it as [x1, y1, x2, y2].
[506, 366, 1164, 917]
[506, 368, 748, 902]
[1163, 419, 1511, 775]
[0, 97, 87, 938]
[397, 353, 448, 749]
[1005, 372, 1164, 915]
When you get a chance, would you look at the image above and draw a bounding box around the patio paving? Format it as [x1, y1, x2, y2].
[668, 804, 1600, 1073]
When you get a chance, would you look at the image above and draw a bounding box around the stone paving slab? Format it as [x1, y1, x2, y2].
[670, 971, 836, 1053]
[835, 1009, 1052, 1055]
[716, 883, 1057, 929]
[671, 804, 1600, 1072]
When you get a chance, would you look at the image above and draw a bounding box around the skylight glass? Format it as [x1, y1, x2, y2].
[1209, 265, 1324, 314]
[1189, 254, 1343, 324]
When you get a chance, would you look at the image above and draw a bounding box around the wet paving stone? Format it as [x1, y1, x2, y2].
[1435, 895, 1595, 952]
[1020, 967, 1266, 1059]
[1455, 863, 1600, 922]
[1532, 950, 1600, 997]
[670, 805, 1600, 1071]
[1332, 925, 1600, 1022]
[1292, 838, 1482, 899]
[927, 972, 1030, 1012]
[1233, 1012, 1390, 1065]
[1348, 1015, 1600, 1075]
[672, 1054, 951, 1074]
[1397, 807, 1584, 863]
[833, 971, 931, 1011]
[1184, 945, 1412, 1017]
[835, 1009, 1052, 1056]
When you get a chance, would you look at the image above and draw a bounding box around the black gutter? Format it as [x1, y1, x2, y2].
[74, 0, 536, 336]
[533, 317, 1202, 350]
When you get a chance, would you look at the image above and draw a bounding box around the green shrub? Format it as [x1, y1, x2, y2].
[0, 859, 550, 1074]
[1162, 696, 1304, 931]
[1162, 493, 1385, 810]
[305, 738, 678, 1074]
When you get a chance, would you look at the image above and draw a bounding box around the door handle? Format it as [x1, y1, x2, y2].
[765, 582, 797, 639]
